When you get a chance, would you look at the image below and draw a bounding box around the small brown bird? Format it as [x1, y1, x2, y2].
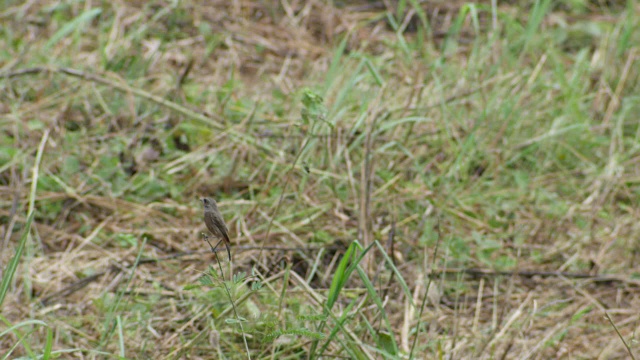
[201, 197, 231, 261]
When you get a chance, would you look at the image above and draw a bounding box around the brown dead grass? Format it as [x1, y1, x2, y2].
[1, 0, 640, 359]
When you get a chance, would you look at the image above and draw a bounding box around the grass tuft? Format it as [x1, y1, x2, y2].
[1, 0, 640, 358]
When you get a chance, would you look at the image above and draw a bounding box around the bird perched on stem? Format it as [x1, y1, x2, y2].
[200, 197, 231, 261]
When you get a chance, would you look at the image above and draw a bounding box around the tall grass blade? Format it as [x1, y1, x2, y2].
[0, 212, 35, 307]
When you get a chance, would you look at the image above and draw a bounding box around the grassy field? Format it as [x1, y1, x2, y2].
[1, 0, 639, 359]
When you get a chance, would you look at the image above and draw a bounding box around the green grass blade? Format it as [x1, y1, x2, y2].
[374, 240, 414, 306]
[325, 241, 357, 311]
[0, 316, 47, 359]
[0, 212, 35, 307]
[356, 265, 399, 357]
[522, 0, 552, 53]
[42, 326, 53, 360]
[316, 296, 363, 359]
[99, 237, 147, 347]
[325, 34, 350, 93]
[44, 8, 102, 51]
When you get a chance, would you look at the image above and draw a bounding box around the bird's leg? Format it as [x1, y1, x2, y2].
[202, 234, 223, 256]
[202, 233, 232, 261]
[201, 234, 228, 281]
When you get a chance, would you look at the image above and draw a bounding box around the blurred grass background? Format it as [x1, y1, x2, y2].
[1, 0, 639, 358]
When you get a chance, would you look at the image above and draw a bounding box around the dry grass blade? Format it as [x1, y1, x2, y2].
[1, 0, 639, 358]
